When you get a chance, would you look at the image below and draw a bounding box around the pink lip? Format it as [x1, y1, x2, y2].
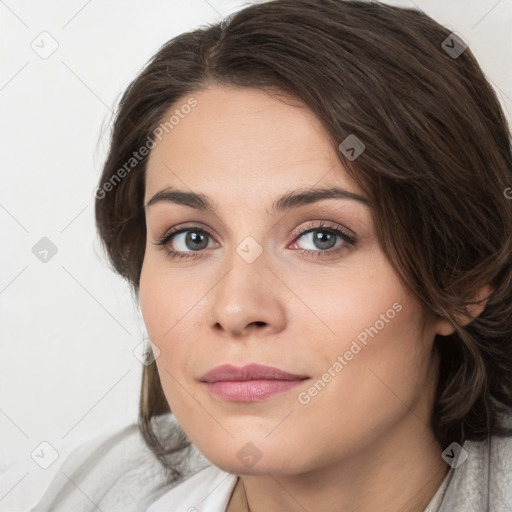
[199, 363, 309, 383]
[199, 364, 310, 402]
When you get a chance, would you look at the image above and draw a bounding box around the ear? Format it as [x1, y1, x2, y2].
[434, 284, 493, 336]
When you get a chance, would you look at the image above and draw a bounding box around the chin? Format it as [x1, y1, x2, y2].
[200, 445, 307, 476]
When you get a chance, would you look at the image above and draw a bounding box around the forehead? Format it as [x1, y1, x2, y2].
[145, 85, 360, 198]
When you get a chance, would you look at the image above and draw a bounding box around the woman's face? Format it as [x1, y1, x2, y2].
[140, 85, 445, 475]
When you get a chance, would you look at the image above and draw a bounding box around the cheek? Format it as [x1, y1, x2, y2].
[313, 290, 432, 441]
[289, 247, 414, 352]
[139, 255, 197, 341]
[139, 256, 207, 408]
[299, 254, 432, 421]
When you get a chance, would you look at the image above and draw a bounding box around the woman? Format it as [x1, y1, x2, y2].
[6, 0, 512, 510]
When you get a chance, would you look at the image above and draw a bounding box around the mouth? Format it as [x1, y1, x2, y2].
[199, 363, 310, 402]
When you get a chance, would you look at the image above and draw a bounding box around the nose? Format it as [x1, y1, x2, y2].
[208, 248, 287, 338]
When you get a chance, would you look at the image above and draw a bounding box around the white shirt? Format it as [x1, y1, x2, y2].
[146, 465, 238, 512]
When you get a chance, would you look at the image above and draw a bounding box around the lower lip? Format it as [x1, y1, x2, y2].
[203, 379, 307, 402]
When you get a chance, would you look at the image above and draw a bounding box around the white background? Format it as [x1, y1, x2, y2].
[1, 0, 511, 476]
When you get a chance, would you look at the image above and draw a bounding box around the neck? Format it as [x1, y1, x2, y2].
[234, 415, 449, 512]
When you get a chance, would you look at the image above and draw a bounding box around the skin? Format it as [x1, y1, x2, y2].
[139, 84, 465, 512]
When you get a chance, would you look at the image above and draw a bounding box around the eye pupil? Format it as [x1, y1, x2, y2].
[187, 231, 208, 250]
[314, 231, 336, 250]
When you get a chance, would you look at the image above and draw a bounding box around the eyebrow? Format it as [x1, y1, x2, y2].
[145, 186, 370, 214]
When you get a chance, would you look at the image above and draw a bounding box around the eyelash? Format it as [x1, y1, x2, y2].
[153, 221, 356, 260]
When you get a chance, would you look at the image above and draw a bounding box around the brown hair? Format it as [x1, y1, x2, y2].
[95, 0, 512, 479]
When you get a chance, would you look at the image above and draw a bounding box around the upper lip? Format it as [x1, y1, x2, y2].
[199, 364, 309, 383]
